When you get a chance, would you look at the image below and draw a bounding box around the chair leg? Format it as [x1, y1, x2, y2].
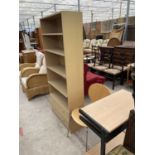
[120, 72, 124, 85]
[85, 127, 89, 151]
[112, 77, 115, 90]
[67, 128, 70, 137]
[67, 115, 71, 137]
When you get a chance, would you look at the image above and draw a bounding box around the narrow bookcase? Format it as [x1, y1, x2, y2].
[40, 11, 84, 132]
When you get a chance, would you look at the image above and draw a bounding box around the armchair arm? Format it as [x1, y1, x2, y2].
[19, 63, 35, 71]
[21, 67, 40, 77]
[26, 73, 48, 89]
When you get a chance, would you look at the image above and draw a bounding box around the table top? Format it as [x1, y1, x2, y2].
[81, 89, 134, 133]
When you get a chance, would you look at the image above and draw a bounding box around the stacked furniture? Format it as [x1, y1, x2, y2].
[87, 41, 135, 89]
[40, 11, 84, 133]
[83, 38, 121, 65]
[83, 27, 124, 56]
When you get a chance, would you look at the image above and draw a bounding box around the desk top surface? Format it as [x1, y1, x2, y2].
[81, 89, 134, 132]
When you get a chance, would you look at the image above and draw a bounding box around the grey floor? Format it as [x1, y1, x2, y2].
[19, 80, 132, 155]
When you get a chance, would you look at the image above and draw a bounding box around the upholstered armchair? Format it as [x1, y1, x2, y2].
[21, 57, 49, 100]
[83, 39, 97, 54]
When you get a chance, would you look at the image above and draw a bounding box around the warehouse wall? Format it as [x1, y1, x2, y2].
[83, 16, 135, 40]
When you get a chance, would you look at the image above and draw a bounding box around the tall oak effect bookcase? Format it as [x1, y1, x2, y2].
[40, 11, 84, 132]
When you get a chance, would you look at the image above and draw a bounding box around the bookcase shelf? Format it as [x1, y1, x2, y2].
[41, 11, 84, 133]
[45, 49, 64, 56]
[42, 33, 63, 36]
[48, 80, 67, 98]
[42, 35, 64, 50]
[47, 65, 66, 79]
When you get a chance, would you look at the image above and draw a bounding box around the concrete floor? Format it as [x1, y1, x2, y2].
[19, 81, 132, 155]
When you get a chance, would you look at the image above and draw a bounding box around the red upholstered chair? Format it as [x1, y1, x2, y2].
[84, 63, 106, 96]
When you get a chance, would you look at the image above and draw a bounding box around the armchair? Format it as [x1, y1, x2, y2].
[21, 57, 49, 100]
[84, 63, 106, 96]
[19, 50, 44, 72]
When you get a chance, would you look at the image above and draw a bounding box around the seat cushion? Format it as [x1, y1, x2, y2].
[107, 145, 134, 155]
[87, 63, 94, 67]
[21, 77, 28, 88]
[92, 65, 108, 71]
[87, 72, 105, 83]
[113, 65, 129, 71]
[104, 68, 121, 75]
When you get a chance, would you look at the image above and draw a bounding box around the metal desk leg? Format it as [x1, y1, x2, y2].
[101, 139, 106, 155]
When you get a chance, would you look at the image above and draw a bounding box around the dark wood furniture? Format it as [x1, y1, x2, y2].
[115, 41, 135, 66]
[80, 89, 134, 155]
[98, 46, 113, 67]
[127, 25, 135, 41]
[88, 41, 135, 89]
[104, 47, 126, 89]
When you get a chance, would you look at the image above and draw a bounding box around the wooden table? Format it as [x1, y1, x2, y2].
[80, 89, 134, 155]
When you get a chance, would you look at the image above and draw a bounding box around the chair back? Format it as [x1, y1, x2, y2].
[111, 49, 125, 70]
[83, 39, 90, 49]
[107, 38, 121, 47]
[88, 83, 111, 102]
[99, 46, 113, 67]
[89, 39, 97, 49]
[124, 48, 135, 66]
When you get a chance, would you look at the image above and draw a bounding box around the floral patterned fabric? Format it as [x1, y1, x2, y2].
[107, 145, 134, 155]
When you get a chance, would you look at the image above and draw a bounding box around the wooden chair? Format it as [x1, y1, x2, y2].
[88, 83, 111, 102]
[98, 46, 113, 68]
[70, 83, 111, 151]
[104, 49, 127, 89]
[91, 38, 121, 72]
[107, 110, 135, 155]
